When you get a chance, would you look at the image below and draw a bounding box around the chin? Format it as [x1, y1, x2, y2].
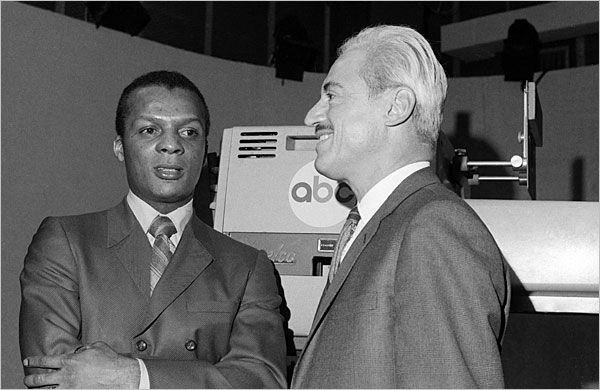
[315, 159, 341, 181]
[151, 186, 192, 203]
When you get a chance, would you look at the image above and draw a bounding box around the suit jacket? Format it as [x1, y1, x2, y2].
[19, 199, 287, 388]
[292, 167, 510, 388]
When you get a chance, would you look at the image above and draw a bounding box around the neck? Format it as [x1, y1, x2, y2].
[150, 203, 182, 214]
[348, 153, 431, 202]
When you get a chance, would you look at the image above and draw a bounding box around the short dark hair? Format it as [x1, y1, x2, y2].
[115, 70, 210, 137]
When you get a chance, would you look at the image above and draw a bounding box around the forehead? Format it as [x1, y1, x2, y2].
[323, 49, 367, 92]
[126, 86, 203, 118]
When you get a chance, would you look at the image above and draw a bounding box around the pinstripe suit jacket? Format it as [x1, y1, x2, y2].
[19, 199, 287, 388]
[292, 167, 510, 388]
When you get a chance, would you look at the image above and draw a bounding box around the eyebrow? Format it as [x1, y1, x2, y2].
[323, 81, 343, 93]
[136, 115, 202, 124]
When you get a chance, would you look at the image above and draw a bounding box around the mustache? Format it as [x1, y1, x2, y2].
[315, 123, 334, 132]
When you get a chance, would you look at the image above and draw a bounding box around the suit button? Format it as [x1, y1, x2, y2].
[185, 340, 197, 351]
[136, 340, 147, 351]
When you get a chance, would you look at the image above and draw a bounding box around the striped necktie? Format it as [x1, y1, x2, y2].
[328, 206, 361, 283]
[148, 216, 177, 294]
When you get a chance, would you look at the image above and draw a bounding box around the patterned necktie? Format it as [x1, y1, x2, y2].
[328, 206, 361, 283]
[148, 216, 177, 294]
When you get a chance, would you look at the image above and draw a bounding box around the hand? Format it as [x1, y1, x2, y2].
[23, 341, 140, 389]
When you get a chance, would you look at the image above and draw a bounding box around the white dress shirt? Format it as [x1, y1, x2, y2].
[340, 161, 430, 262]
[126, 190, 194, 389]
[127, 190, 193, 249]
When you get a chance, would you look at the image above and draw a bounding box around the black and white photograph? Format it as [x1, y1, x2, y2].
[1, 1, 598, 388]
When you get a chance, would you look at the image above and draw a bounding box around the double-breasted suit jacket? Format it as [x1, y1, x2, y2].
[292, 167, 511, 388]
[20, 199, 287, 388]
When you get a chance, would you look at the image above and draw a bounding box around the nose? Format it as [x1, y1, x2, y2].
[304, 98, 327, 127]
[156, 131, 183, 154]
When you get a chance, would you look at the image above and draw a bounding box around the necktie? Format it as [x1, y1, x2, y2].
[328, 206, 361, 283]
[148, 216, 177, 294]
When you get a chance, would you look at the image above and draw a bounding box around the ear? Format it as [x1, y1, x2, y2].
[384, 87, 416, 127]
[113, 135, 125, 162]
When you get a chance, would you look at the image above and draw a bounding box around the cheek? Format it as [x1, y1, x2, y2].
[189, 163, 204, 183]
[187, 144, 206, 165]
[124, 151, 152, 179]
[335, 124, 366, 150]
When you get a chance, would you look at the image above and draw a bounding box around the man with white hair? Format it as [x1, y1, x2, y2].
[291, 25, 510, 388]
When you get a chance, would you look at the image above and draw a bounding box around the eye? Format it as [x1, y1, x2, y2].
[140, 127, 158, 135]
[180, 128, 200, 138]
[325, 91, 339, 104]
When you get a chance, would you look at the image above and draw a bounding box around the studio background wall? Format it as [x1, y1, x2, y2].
[2, 2, 597, 388]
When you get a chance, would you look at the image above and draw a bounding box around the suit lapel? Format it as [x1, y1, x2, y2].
[302, 168, 441, 356]
[107, 199, 152, 300]
[144, 215, 215, 327]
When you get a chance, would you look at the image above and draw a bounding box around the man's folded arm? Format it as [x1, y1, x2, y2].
[19, 217, 83, 374]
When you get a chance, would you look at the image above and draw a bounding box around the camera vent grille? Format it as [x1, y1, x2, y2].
[237, 131, 278, 158]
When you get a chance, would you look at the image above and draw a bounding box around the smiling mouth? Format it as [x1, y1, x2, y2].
[315, 128, 333, 142]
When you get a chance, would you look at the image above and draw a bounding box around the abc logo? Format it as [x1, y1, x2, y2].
[288, 161, 355, 227]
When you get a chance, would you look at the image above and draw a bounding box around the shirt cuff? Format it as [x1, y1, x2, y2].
[136, 358, 150, 389]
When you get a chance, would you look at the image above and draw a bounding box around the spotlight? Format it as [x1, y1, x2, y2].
[272, 16, 317, 82]
[85, 2, 150, 37]
[501, 19, 540, 82]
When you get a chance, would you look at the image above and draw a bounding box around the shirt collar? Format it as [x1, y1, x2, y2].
[126, 190, 194, 238]
[356, 161, 430, 225]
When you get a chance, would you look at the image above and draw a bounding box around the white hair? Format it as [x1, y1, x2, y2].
[338, 25, 448, 147]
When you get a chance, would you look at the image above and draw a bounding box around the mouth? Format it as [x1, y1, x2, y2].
[315, 126, 333, 142]
[154, 165, 184, 180]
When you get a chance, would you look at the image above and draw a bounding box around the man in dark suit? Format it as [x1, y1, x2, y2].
[291, 25, 511, 388]
[20, 71, 287, 388]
